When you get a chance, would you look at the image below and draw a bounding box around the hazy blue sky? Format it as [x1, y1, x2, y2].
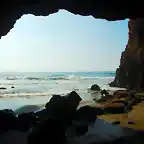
[0, 10, 128, 72]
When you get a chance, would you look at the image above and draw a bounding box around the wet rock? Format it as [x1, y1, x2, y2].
[124, 100, 134, 111]
[112, 120, 120, 125]
[75, 122, 88, 136]
[109, 81, 116, 87]
[35, 109, 48, 120]
[36, 92, 82, 128]
[132, 94, 144, 105]
[74, 105, 98, 123]
[45, 94, 62, 110]
[113, 90, 129, 99]
[17, 112, 38, 131]
[90, 84, 101, 91]
[100, 89, 109, 96]
[65, 91, 82, 108]
[124, 96, 143, 111]
[96, 94, 113, 103]
[104, 103, 125, 114]
[111, 99, 128, 106]
[128, 120, 136, 124]
[67, 120, 89, 137]
[45, 91, 82, 126]
[0, 109, 17, 133]
[0, 87, 6, 90]
[27, 118, 66, 144]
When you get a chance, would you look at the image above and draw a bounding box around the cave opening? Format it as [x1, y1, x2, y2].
[0, 5, 143, 143]
[0, 10, 128, 109]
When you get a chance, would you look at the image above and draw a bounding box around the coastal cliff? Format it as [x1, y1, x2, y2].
[110, 19, 144, 90]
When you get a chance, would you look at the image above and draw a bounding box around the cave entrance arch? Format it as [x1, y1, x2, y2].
[0, 1, 143, 89]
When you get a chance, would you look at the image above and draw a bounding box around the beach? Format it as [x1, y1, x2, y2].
[0, 72, 143, 144]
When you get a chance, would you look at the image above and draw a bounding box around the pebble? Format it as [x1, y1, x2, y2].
[112, 121, 120, 125]
[128, 121, 136, 124]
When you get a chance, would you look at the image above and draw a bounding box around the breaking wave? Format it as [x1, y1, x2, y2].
[5, 75, 114, 81]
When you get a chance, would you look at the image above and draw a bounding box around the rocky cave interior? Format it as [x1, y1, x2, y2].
[0, 0, 144, 89]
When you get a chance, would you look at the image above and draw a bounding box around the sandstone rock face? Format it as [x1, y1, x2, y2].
[110, 19, 144, 90]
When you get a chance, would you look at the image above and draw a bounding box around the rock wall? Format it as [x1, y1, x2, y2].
[0, 0, 144, 38]
[110, 19, 144, 90]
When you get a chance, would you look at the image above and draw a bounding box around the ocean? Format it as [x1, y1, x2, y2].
[0, 71, 123, 110]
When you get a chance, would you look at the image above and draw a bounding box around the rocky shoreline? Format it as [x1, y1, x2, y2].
[91, 89, 144, 127]
[0, 89, 143, 143]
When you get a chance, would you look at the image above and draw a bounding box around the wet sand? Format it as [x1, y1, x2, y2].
[0, 96, 53, 110]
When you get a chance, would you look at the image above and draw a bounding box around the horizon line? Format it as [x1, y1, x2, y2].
[0, 70, 116, 73]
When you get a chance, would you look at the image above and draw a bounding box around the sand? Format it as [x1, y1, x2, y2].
[98, 102, 144, 130]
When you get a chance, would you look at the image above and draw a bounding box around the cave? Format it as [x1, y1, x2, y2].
[0, 1, 143, 143]
[0, 0, 144, 89]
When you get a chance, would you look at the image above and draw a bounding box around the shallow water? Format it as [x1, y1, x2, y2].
[0, 118, 135, 144]
[68, 118, 135, 144]
[0, 96, 52, 110]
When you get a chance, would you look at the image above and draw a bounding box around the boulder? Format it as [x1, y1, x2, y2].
[90, 84, 101, 91]
[27, 118, 66, 144]
[133, 95, 144, 105]
[104, 103, 125, 114]
[17, 112, 38, 131]
[124, 97, 142, 112]
[35, 109, 48, 120]
[45, 91, 82, 112]
[45, 91, 82, 126]
[11, 86, 15, 88]
[45, 94, 62, 110]
[96, 94, 113, 103]
[0, 109, 17, 133]
[111, 99, 128, 106]
[113, 90, 129, 98]
[124, 100, 134, 112]
[128, 120, 136, 124]
[109, 81, 116, 87]
[74, 105, 98, 123]
[75, 123, 88, 136]
[112, 121, 120, 125]
[0, 87, 6, 90]
[45, 97, 67, 126]
[67, 121, 89, 137]
[100, 89, 109, 96]
[65, 91, 82, 110]
[14, 105, 40, 115]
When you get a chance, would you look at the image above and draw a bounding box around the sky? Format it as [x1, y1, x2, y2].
[0, 10, 128, 72]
